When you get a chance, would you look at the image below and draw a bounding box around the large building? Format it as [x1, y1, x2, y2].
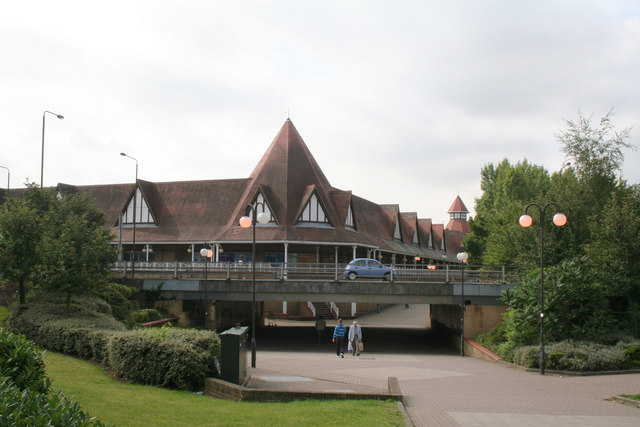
[3, 119, 470, 267]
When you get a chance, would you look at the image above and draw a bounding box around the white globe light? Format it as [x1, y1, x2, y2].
[200, 248, 208, 257]
[239, 216, 252, 228]
[457, 252, 468, 263]
[553, 213, 567, 227]
[257, 211, 270, 225]
[519, 214, 533, 228]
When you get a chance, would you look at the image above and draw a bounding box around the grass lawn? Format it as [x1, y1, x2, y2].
[45, 352, 404, 427]
[622, 394, 640, 402]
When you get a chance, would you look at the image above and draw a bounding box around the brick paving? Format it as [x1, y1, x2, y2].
[250, 305, 640, 426]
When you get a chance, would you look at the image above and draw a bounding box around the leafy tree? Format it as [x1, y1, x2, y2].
[0, 186, 116, 309]
[502, 257, 618, 347]
[35, 193, 116, 312]
[0, 197, 44, 304]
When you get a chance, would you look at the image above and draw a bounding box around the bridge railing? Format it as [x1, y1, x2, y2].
[112, 261, 521, 284]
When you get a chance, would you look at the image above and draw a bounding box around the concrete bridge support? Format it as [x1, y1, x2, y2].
[430, 304, 506, 350]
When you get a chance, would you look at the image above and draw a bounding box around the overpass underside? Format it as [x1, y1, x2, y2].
[141, 278, 511, 306]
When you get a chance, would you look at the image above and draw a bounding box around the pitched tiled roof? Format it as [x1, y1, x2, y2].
[448, 195, 469, 213]
[4, 119, 468, 259]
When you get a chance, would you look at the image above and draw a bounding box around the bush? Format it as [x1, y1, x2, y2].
[0, 328, 103, 426]
[108, 326, 220, 390]
[134, 308, 162, 324]
[93, 282, 137, 326]
[9, 293, 221, 391]
[510, 340, 639, 371]
[0, 380, 105, 427]
[0, 328, 48, 393]
[624, 345, 640, 368]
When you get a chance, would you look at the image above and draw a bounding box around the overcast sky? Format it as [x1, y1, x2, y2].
[1, 1, 639, 225]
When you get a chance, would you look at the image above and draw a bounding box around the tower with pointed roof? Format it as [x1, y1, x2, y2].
[445, 195, 470, 234]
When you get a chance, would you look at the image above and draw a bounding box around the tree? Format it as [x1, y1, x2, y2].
[465, 159, 554, 268]
[35, 193, 116, 312]
[0, 197, 43, 303]
[0, 186, 116, 309]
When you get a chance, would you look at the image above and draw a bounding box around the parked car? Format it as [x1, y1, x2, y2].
[342, 258, 397, 281]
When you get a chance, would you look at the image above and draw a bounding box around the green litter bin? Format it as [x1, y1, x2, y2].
[219, 325, 249, 385]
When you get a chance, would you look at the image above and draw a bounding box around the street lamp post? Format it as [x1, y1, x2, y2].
[239, 203, 270, 368]
[200, 246, 213, 327]
[519, 203, 567, 375]
[456, 250, 468, 357]
[41, 110, 64, 188]
[0, 165, 9, 190]
[120, 153, 138, 278]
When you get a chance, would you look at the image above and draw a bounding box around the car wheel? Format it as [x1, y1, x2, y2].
[384, 272, 390, 281]
[348, 272, 357, 281]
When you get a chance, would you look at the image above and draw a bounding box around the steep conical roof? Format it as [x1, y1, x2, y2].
[447, 195, 469, 213]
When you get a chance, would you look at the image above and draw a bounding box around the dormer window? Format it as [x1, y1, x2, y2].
[298, 193, 330, 224]
[394, 218, 401, 240]
[123, 188, 156, 225]
[249, 192, 276, 225]
[345, 203, 356, 230]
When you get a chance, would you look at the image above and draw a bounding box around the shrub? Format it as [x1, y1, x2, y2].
[93, 282, 137, 326]
[108, 326, 220, 390]
[134, 308, 162, 324]
[510, 340, 639, 371]
[0, 328, 48, 393]
[624, 345, 640, 368]
[0, 380, 105, 427]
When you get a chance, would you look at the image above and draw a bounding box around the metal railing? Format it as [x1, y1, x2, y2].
[112, 261, 521, 284]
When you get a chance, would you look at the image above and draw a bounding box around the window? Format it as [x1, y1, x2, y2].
[345, 204, 355, 229]
[249, 192, 275, 224]
[123, 188, 155, 224]
[298, 193, 329, 224]
[394, 219, 401, 240]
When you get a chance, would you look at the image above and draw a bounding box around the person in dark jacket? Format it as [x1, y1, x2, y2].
[332, 318, 346, 358]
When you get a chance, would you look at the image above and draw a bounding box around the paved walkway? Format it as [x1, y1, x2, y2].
[248, 305, 640, 426]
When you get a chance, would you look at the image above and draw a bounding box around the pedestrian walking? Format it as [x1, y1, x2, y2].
[332, 319, 346, 358]
[348, 320, 363, 356]
[315, 316, 326, 346]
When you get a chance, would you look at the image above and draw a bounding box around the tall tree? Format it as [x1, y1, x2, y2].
[0, 197, 42, 303]
[35, 193, 116, 312]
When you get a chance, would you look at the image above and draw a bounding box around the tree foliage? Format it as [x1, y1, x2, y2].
[467, 110, 639, 345]
[0, 186, 116, 308]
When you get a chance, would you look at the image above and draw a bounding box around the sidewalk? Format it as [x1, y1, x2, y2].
[248, 305, 640, 426]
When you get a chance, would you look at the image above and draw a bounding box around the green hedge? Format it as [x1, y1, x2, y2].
[9, 293, 221, 391]
[108, 327, 220, 391]
[512, 340, 640, 371]
[0, 328, 103, 426]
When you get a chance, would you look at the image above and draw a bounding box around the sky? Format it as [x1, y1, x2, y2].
[1, 1, 639, 225]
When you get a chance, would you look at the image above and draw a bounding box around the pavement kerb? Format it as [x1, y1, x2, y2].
[497, 360, 640, 377]
[609, 395, 640, 409]
[204, 376, 403, 403]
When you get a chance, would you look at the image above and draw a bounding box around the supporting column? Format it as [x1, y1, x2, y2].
[215, 244, 220, 263]
[283, 301, 288, 314]
[352, 246, 357, 260]
[190, 244, 195, 262]
[284, 243, 289, 279]
[316, 246, 320, 264]
[334, 246, 339, 281]
[145, 244, 150, 262]
[351, 302, 356, 316]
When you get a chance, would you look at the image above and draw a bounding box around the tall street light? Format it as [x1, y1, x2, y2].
[239, 203, 270, 368]
[120, 153, 138, 278]
[519, 203, 567, 375]
[41, 110, 64, 188]
[200, 246, 213, 327]
[0, 165, 9, 190]
[456, 250, 468, 356]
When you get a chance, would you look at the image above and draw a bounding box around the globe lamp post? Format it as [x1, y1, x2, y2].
[519, 203, 567, 375]
[239, 204, 270, 368]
